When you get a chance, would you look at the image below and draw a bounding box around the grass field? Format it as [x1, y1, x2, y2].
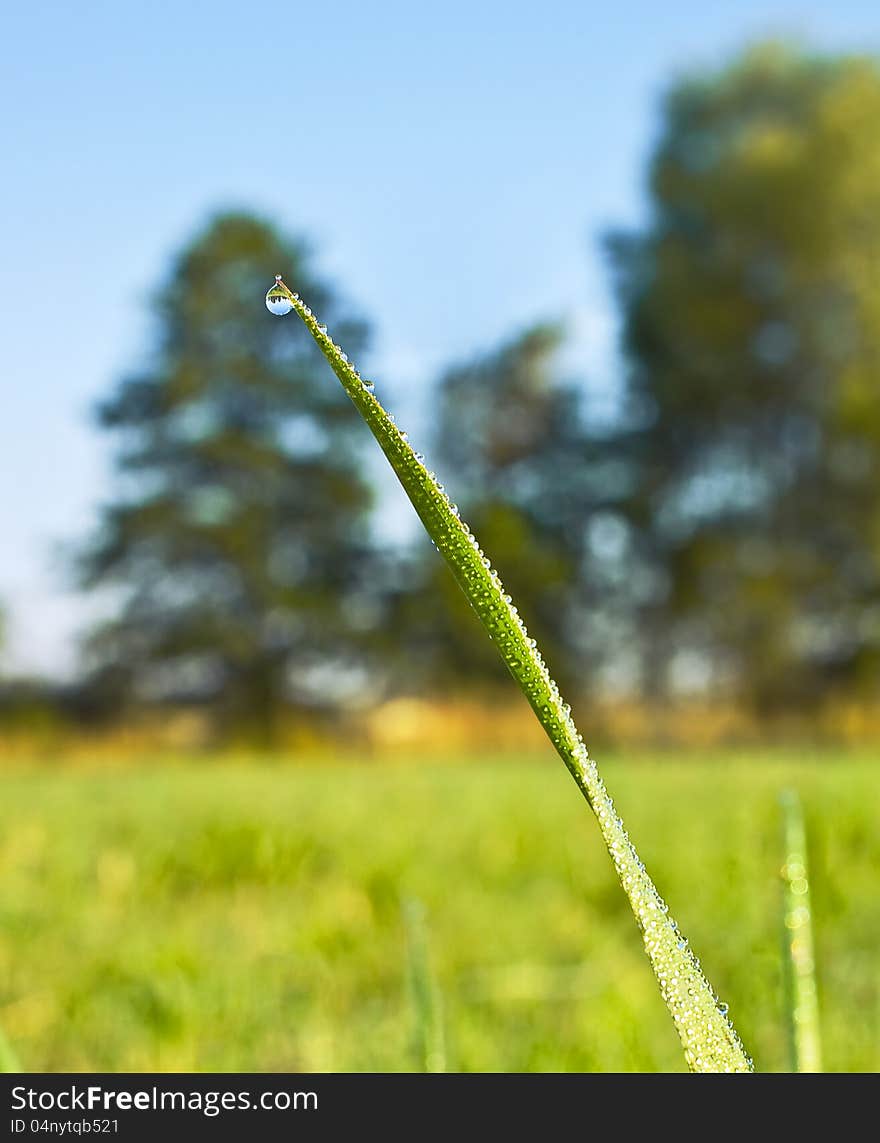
[0, 751, 876, 1072]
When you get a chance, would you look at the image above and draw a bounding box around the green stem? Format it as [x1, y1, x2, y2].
[282, 280, 753, 1073]
[779, 789, 822, 1072]
[403, 898, 446, 1073]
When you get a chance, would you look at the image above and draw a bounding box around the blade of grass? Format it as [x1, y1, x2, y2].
[779, 789, 822, 1072]
[402, 898, 446, 1073]
[0, 1025, 21, 1073]
[279, 279, 752, 1072]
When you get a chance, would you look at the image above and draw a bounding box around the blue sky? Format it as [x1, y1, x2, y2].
[2, 0, 879, 677]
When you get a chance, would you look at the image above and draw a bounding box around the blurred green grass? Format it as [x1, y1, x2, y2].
[0, 752, 876, 1072]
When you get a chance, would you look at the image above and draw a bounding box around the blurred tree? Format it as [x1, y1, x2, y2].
[607, 44, 880, 711]
[79, 213, 377, 744]
[385, 325, 621, 697]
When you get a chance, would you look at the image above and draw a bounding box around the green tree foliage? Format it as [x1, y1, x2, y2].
[79, 213, 376, 743]
[606, 44, 880, 710]
[387, 325, 612, 695]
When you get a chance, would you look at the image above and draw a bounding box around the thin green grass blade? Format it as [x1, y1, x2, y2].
[402, 898, 446, 1073]
[779, 789, 822, 1072]
[280, 280, 753, 1072]
[0, 1025, 21, 1073]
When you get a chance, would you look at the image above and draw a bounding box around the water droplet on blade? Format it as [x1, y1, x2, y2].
[266, 275, 293, 316]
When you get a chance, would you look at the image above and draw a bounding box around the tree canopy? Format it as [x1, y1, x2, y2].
[80, 213, 378, 742]
[607, 44, 880, 709]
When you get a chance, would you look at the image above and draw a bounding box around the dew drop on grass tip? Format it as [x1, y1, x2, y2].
[266, 274, 293, 316]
